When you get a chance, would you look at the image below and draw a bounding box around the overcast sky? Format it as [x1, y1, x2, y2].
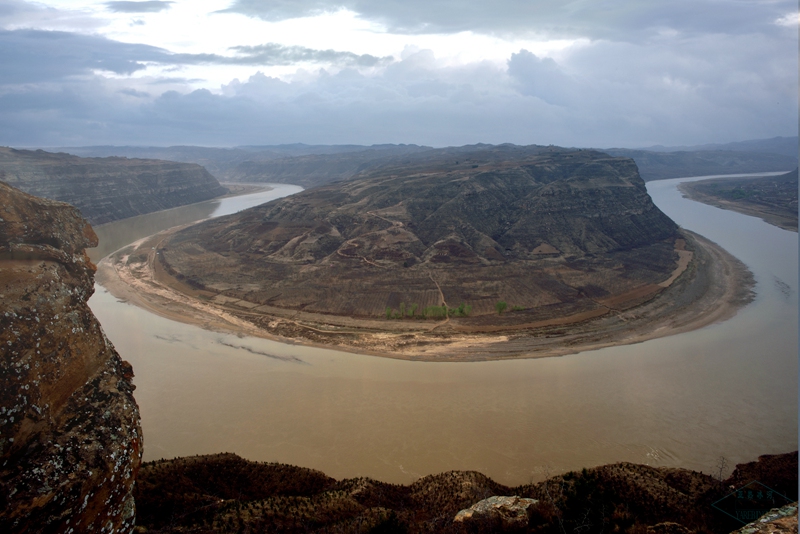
[0, 0, 797, 148]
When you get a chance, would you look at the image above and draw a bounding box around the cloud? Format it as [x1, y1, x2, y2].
[0, 29, 166, 83]
[1, 35, 795, 149]
[118, 88, 151, 98]
[0, 0, 106, 32]
[222, 0, 798, 38]
[225, 44, 391, 67]
[0, 0, 795, 149]
[105, 1, 173, 14]
[775, 12, 799, 27]
[0, 29, 392, 86]
[169, 44, 392, 68]
[506, 50, 575, 105]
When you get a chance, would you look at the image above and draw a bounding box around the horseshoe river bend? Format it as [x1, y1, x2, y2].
[87, 174, 797, 485]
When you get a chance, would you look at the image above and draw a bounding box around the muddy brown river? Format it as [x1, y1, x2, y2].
[88, 175, 797, 485]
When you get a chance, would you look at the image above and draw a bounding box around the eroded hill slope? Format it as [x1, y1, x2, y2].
[161, 147, 679, 319]
[0, 147, 227, 224]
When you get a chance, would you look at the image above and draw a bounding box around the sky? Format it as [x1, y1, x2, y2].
[0, 0, 797, 148]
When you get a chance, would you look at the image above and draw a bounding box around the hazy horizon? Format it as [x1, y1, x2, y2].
[1, 0, 797, 148]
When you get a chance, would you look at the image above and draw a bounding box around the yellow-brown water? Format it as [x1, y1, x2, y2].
[88, 176, 798, 485]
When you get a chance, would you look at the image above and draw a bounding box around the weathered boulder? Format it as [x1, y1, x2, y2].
[453, 495, 539, 531]
[0, 181, 142, 533]
[729, 503, 798, 534]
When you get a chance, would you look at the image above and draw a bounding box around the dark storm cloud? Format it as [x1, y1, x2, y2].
[0, 30, 166, 83]
[105, 1, 174, 13]
[1, 37, 795, 149]
[221, 0, 796, 37]
[0, 3, 795, 149]
[506, 50, 575, 106]
[0, 29, 391, 85]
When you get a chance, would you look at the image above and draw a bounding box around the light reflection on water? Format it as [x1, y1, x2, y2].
[88, 185, 303, 262]
[88, 175, 797, 485]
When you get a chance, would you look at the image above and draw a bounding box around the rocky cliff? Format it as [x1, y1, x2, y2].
[0, 147, 227, 225]
[0, 181, 142, 533]
[60, 143, 432, 189]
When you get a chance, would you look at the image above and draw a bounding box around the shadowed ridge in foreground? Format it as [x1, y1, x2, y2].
[133, 451, 797, 533]
[0, 181, 142, 533]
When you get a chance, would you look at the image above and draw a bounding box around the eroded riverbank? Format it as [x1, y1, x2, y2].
[97, 223, 753, 361]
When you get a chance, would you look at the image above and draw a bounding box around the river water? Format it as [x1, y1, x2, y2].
[88, 176, 797, 485]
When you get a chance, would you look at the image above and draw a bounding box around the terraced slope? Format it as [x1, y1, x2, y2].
[161, 147, 680, 321]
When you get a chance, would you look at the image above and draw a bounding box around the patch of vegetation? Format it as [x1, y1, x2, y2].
[134, 452, 798, 534]
[385, 302, 472, 319]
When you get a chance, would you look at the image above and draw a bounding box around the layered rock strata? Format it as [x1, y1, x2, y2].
[161, 148, 680, 319]
[0, 181, 142, 533]
[0, 147, 227, 225]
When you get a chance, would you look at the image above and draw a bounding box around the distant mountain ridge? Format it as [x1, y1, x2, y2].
[55, 143, 432, 187]
[0, 147, 228, 224]
[54, 137, 798, 189]
[602, 148, 797, 181]
[637, 136, 798, 158]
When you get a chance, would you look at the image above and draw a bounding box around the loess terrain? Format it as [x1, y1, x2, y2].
[678, 169, 798, 231]
[96, 146, 755, 360]
[0, 147, 228, 225]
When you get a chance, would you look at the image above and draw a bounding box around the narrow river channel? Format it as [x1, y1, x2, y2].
[88, 175, 798, 485]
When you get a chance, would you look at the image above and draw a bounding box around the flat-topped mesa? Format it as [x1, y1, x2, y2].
[0, 181, 142, 533]
[0, 147, 228, 225]
[161, 148, 681, 321]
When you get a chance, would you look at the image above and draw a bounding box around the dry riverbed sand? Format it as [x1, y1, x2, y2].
[96, 226, 754, 362]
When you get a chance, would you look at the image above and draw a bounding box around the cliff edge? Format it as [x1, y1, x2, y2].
[0, 181, 142, 533]
[0, 147, 228, 225]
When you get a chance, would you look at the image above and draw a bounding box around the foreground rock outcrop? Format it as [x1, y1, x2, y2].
[132, 451, 798, 533]
[0, 147, 227, 225]
[0, 182, 142, 532]
[454, 496, 540, 531]
[730, 503, 797, 534]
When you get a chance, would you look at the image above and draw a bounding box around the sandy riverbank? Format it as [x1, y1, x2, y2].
[219, 183, 274, 197]
[96, 225, 754, 362]
[678, 181, 798, 232]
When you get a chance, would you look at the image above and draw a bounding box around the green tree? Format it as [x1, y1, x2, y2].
[495, 301, 507, 315]
[399, 302, 406, 318]
[386, 307, 392, 319]
[409, 303, 418, 317]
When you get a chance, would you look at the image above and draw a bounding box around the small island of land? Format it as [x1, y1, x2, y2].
[679, 169, 798, 232]
[97, 145, 755, 361]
